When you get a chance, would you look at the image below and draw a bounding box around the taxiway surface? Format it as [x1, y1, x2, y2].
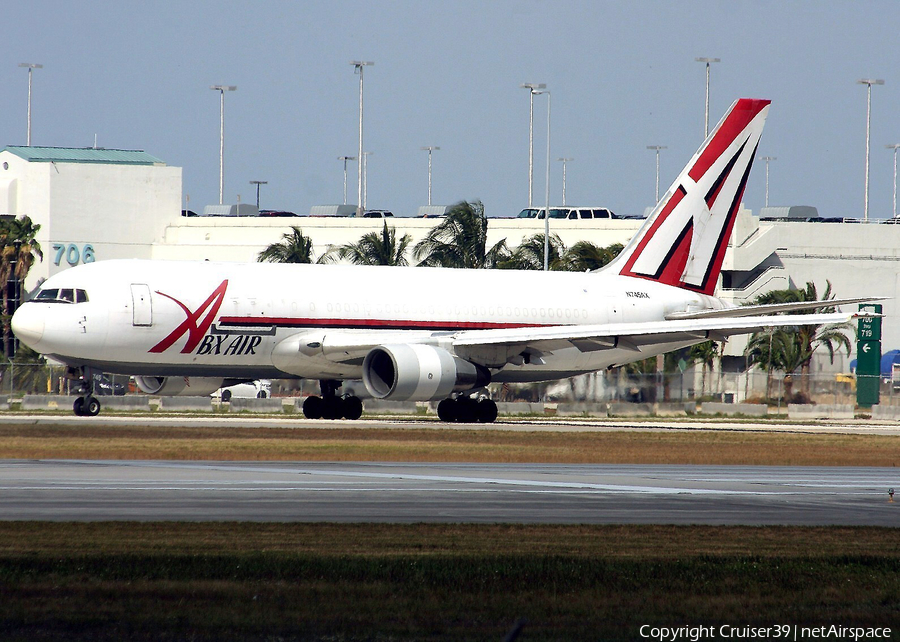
[2, 459, 898, 525]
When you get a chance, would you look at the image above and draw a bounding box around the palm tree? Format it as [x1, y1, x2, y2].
[257, 227, 317, 264]
[413, 200, 509, 268]
[744, 281, 853, 400]
[688, 340, 720, 398]
[325, 222, 412, 266]
[557, 241, 623, 272]
[496, 233, 566, 270]
[0, 216, 43, 357]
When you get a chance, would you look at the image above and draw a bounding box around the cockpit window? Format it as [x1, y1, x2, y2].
[34, 288, 89, 304]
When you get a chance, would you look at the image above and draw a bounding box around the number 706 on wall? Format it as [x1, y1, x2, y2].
[52, 244, 95, 267]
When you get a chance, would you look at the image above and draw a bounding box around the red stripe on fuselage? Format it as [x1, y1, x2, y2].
[217, 316, 555, 331]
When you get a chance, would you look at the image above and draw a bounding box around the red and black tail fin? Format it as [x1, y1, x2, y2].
[611, 98, 770, 296]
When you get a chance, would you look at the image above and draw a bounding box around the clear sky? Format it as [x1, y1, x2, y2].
[4, 1, 900, 220]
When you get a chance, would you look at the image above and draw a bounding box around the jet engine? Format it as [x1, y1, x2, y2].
[133, 376, 225, 396]
[362, 344, 489, 401]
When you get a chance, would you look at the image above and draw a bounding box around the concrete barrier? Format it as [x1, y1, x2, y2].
[158, 396, 213, 412]
[96, 395, 152, 411]
[654, 403, 688, 417]
[361, 400, 419, 415]
[228, 398, 284, 413]
[495, 402, 545, 416]
[557, 403, 608, 417]
[607, 402, 654, 417]
[871, 405, 900, 421]
[700, 402, 768, 417]
[21, 395, 78, 411]
[788, 404, 854, 420]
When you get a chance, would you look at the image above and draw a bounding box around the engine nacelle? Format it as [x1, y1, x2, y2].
[133, 376, 225, 397]
[362, 344, 490, 401]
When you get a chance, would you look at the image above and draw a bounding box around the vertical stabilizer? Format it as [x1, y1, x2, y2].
[613, 98, 770, 295]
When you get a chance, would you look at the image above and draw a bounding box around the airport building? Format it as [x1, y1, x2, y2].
[1, 146, 898, 392]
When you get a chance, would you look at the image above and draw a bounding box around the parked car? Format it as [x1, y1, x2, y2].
[363, 210, 394, 218]
[213, 379, 272, 402]
[516, 207, 616, 220]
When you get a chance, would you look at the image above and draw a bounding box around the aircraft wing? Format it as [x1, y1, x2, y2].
[665, 297, 887, 320]
[452, 311, 864, 366]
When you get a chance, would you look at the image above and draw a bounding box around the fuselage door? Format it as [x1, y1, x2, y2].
[131, 284, 152, 326]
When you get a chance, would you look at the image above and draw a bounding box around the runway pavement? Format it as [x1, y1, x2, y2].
[1, 459, 898, 525]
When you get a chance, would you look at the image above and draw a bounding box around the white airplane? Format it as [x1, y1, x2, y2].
[11, 98, 873, 419]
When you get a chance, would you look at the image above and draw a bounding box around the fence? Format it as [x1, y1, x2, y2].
[0, 362, 892, 408]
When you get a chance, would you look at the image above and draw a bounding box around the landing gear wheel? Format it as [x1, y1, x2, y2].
[321, 396, 344, 420]
[302, 396, 323, 419]
[476, 399, 498, 423]
[74, 396, 101, 417]
[342, 395, 363, 420]
[221, 389, 232, 402]
[85, 397, 101, 417]
[437, 398, 457, 422]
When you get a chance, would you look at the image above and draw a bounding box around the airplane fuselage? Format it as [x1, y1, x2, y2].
[13, 258, 719, 382]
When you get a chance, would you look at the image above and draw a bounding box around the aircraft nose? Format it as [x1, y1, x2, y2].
[11, 304, 45, 349]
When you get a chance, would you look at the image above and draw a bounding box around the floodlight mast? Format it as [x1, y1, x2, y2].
[557, 157, 573, 206]
[19, 63, 42, 146]
[695, 57, 720, 138]
[521, 83, 546, 207]
[646, 146, 666, 203]
[421, 146, 440, 205]
[210, 85, 237, 205]
[858, 78, 884, 221]
[249, 181, 267, 208]
[351, 61, 374, 217]
[760, 157, 776, 207]
[338, 156, 357, 205]
[887, 144, 900, 219]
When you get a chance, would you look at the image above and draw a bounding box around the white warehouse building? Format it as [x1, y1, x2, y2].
[1, 145, 899, 381]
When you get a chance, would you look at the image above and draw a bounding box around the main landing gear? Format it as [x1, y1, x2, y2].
[302, 380, 363, 420]
[69, 367, 101, 417]
[437, 394, 498, 423]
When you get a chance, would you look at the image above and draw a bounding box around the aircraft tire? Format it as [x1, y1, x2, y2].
[302, 395, 323, 419]
[342, 395, 363, 420]
[455, 397, 477, 423]
[221, 390, 232, 402]
[73, 397, 85, 416]
[86, 397, 101, 417]
[437, 398, 456, 422]
[321, 396, 344, 420]
[476, 399, 498, 423]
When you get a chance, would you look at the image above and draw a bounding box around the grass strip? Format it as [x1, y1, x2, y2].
[0, 423, 899, 465]
[0, 523, 898, 641]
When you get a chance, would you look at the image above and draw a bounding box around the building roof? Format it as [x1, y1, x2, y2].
[1, 146, 166, 166]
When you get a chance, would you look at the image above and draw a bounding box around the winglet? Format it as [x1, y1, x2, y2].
[612, 98, 770, 296]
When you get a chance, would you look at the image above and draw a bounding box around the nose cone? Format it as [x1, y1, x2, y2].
[11, 304, 45, 350]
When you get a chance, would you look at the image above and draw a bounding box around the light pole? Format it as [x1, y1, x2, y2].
[887, 144, 900, 219]
[210, 85, 236, 205]
[362, 151, 372, 210]
[859, 78, 884, 221]
[557, 157, 572, 206]
[351, 61, 374, 217]
[19, 63, 42, 146]
[521, 82, 546, 207]
[533, 89, 551, 271]
[421, 146, 440, 206]
[761, 156, 776, 207]
[249, 181, 267, 208]
[695, 57, 720, 138]
[338, 156, 356, 205]
[646, 145, 666, 203]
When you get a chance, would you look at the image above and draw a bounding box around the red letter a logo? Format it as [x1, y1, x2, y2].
[149, 280, 229, 354]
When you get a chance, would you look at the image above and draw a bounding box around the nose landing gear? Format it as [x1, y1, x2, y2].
[69, 367, 101, 416]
